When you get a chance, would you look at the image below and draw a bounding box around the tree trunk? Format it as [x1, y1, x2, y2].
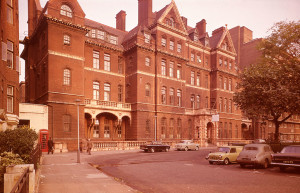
[274, 121, 280, 142]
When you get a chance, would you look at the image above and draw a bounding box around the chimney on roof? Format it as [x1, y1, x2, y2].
[138, 0, 153, 26]
[181, 16, 187, 29]
[116, 10, 126, 31]
[196, 19, 206, 36]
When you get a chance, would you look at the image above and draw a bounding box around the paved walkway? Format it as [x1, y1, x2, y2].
[38, 150, 139, 193]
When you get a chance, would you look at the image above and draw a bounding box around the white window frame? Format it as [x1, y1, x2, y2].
[144, 33, 150, 44]
[169, 61, 174, 77]
[7, 86, 13, 113]
[161, 60, 166, 76]
[161, 37, 166, 47]
[63, 69, 71, 85]
[93, 51, 100, 69]
[63, 35, 70, 45]
[177, 43, 181, 53]
[191, 71, 195, 85]
[104, 83, 111, 101]
[110, 35, 118, 45]
[93, 81, 100, 100]
[7, 40, 13, 69]
[60, 5, 72, 18]
[97, 30, 105, 40]
[170, 40, 174, 50]
[145, 57, 150, 66]
[104, 53, 111, 71]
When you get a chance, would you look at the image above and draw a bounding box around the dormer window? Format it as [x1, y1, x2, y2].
[97, 30, 105, 40]
[170, 18, 175, 27]
[144, 33, 150, 44]
[60, 5, 72, 18]
[110, 35, 118, 45]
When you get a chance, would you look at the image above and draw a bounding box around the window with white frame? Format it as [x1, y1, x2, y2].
[161, 86, 166, 104]
[97, 30, 105, 40]
[161, 37, 166, 47]
[7, 40, 13, 69]
[93, 51, 100, 69]
[104, 83, 110, 101]
[169, 88, 174, 105]
[93, 81, 100, 100]
[191, 94, 195, 109]
[177, 43, 181, 53]
[229, 79, 232, 91]
[93, 119, 100, 138]
[224, 77, 227, 90]
[197, 55, 201, 63]
[63, 34, 70, 45]
[161, 59, 166, 76]
[229, 61, 232, 69]
[196, 95, 200, 109]
[177, 89, 182, 107]
[7, 86, 13, 113]
[104, 54, 110, 71]
[63, 69, 71, 85]
[191, 53, 195, 62]
[224, 60, 228, 68]
[196, 73, 200, 86]
[219, 58, 222, 66]
[144, 33, 150, 43]
[7, 0, 13, 24]
[169, 61, 174, 77]
[170, 40, 174, 50]
[60, 5, 72, 18]
[91, 29, 96, 38]
[161, 118, 167, 139]
[145, 57, 150, 66]
[191, 71, 195, 85]
[110, 35, 118, 45]
[177, 64, 181, 79]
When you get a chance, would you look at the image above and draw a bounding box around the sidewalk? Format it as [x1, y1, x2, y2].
[38, 150, 139, 193]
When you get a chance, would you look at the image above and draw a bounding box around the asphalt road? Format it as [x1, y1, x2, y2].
[87, 148, 300, 193]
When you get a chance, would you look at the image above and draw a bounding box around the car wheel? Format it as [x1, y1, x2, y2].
[184, 147, 188, 151]
[195, 146, 199, 151]
[240, 164, 245, 168]
[209, 161, 213, 165]
[150, 148, 155, 153]
[224, 158, 230, 165]
[262, 159, 269, 169]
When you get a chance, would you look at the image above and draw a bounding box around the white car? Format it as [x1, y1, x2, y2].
[175, 140, 199, 151]
[237, 144, 273, 168]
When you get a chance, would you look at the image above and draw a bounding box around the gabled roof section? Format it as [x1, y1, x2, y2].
[156, 0, 188, 35]
[210, 26, 236, 54]
[48, 0, 85, 17]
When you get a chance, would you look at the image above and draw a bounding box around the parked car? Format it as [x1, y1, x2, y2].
[140, 141, 170, 153]
[237, 144, 273, 168]
[206, 146, 243, 165]
[271, 145, 300, 171]
[175, 140, 199, 151]
[253, 139, 266, 144]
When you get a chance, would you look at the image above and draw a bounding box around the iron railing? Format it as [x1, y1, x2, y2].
[10, 167, 29, 193]
[29, 144, 42, 170]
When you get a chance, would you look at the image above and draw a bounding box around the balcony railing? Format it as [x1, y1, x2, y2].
[185, 108, 217, 115]
[85, 99, 131, 111]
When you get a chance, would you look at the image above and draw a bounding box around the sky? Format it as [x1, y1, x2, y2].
[18, 0, 300, 81]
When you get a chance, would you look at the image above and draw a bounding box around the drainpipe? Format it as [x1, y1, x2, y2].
[154, 34, 158, 141]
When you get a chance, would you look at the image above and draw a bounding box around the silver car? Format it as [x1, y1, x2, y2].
[237, 144, 273, 168]
[175, 140, 199, 151]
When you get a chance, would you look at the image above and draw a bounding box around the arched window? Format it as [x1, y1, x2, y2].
[169, 119, 174, 138]
[161, 86, 167, 104]
[161, 117, 167, 139]
[104, 83, 111, 101]
[60, 5, 72, 18]
[63, 69, 71, 85]
[169, 88, 174, 105]
[93, 81, 100, 100]
[177, 118, 182, 139]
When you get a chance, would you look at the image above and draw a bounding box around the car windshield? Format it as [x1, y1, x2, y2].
[281, 146, 300, 153]
[218, 147, 230, 152]
[244, 147, 258, 151]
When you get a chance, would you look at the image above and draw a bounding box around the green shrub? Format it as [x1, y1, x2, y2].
[0, 126, 38, 163]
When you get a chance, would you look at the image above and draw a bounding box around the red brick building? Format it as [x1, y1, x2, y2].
[22, 0, 279, 150]
[0, 0, 20, 131]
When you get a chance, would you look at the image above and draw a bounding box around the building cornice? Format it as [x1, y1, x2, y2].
[45, 15, 89, 32]
[85, 40, 123, 53]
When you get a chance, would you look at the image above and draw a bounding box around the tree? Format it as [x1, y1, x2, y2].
[234, 20, 300, 142]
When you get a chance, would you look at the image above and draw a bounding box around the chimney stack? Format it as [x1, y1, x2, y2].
[138, 0, 153, 26]
[196, 19, 207, 36]
[116, 10, 126, 31]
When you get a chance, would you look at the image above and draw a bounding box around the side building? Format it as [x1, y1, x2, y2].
[0, 0, 20, 131]
[22, 0, 265, 151]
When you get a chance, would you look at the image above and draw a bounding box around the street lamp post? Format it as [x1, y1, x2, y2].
[75, 99, 81, 163]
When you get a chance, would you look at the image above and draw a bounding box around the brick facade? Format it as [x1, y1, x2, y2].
[0, 0, 20, 131]
[21, 0, 299, 150]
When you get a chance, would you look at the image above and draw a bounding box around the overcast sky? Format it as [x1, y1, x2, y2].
[19, 0, 300, 81]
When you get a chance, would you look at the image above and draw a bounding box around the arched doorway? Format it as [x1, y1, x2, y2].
[207, 122, 214, 143]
